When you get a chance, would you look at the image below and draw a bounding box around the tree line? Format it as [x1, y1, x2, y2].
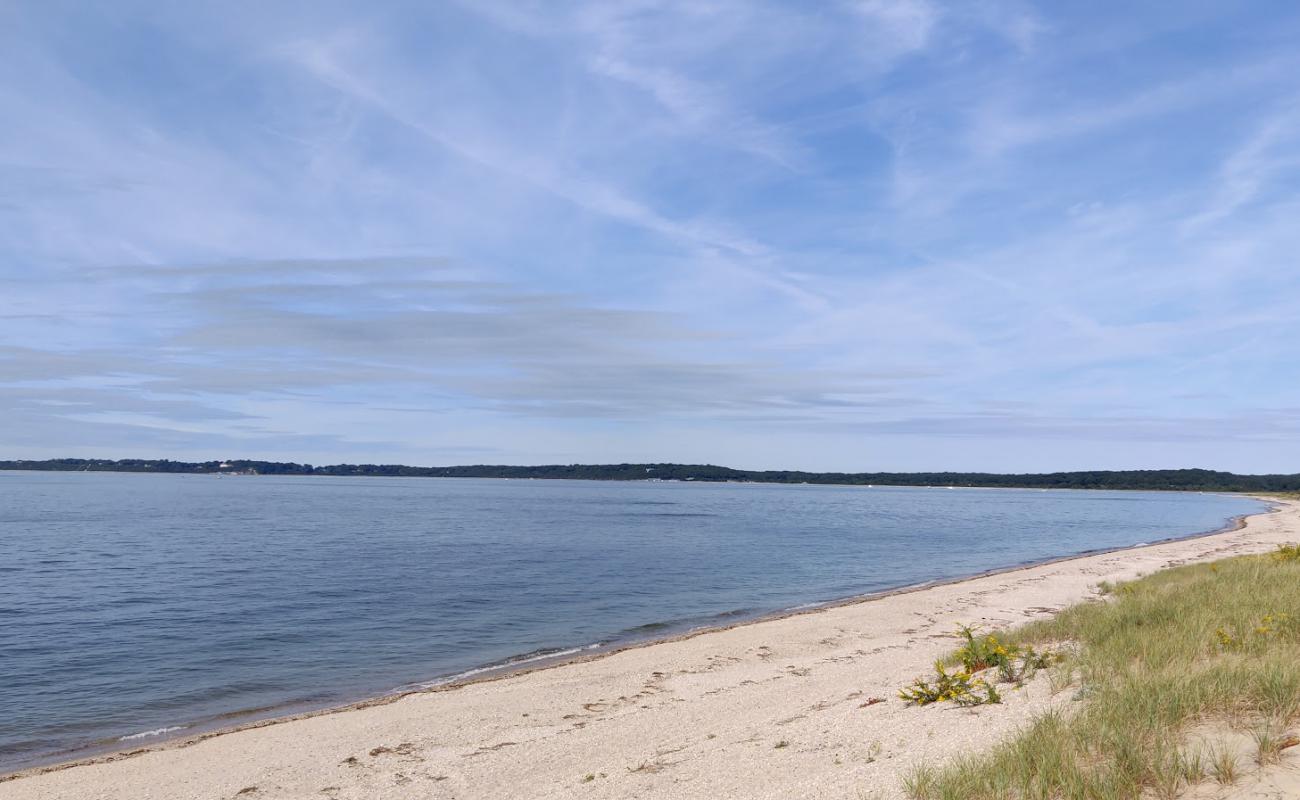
[2, 458, 1298, 492]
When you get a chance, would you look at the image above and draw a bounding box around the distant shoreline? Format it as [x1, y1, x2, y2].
[3, 458, 1298, 492]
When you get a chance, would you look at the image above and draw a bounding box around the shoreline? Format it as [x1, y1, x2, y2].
[1, 499, 1275, 784]
[3, 466, 1290, 496]
[4, 464, 1298, 497]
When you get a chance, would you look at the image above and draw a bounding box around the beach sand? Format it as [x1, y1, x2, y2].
[4, 499, 1296, 800]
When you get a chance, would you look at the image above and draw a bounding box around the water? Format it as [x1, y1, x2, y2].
[0, 472, 1264, 772]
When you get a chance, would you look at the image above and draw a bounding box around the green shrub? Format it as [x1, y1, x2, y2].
[901, 625, 1063, 706]
[899, 661, 1002, 706]
[1272, 543, 1300, 562]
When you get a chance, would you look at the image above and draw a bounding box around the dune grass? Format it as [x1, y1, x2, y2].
[903, 546, 1300, 800]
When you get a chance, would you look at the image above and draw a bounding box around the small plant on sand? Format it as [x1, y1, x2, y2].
[901, 765, 938, 798]
[865, 740, 882, 763]
[1251, 723, 1300, 766]
[954, 624, 1063, 682]
[1208, 743, 1239, 784]
[902, 623, 1063, 705]
[998, 644, 1060, 686]
[1253, 724, 1284, 765]
[1046, 660, 1075, 694]
[953, 624, 1009, 672]
[899, 660, 1001, 706]
[1147, 748, 1207, 800]
[1272, 543, 1300, 562]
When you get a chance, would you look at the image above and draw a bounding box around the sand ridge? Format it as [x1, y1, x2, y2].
[3, 499, 1296, 800]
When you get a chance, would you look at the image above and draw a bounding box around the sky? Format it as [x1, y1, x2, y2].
[3, 1, 1300, 473]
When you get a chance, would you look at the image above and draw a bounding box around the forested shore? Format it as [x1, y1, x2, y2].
[4, 459, 1298, 492]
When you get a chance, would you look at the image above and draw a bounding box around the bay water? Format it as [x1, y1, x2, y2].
[0, 471, 1264, 771]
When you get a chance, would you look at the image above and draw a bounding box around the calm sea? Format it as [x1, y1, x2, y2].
[0, 471, 1264, 771]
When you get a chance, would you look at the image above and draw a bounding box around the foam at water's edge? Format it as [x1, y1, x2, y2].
[118, 726, 187, 742]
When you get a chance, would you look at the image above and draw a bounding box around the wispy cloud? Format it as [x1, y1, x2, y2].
[1182, 101, 1300, 231]
[276, 31, 830, 310]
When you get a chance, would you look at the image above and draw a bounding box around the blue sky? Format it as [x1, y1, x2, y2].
[3, 1, 1300, 472]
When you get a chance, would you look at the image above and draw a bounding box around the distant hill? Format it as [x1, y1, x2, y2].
[2, 458, 1297, 492]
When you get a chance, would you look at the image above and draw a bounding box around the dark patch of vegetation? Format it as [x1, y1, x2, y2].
[3, 459, 1300, 492]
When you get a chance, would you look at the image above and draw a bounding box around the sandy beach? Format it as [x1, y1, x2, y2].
[4, 499, 1297, 800]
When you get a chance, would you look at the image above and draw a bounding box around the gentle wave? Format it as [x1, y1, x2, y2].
[118, 725, 187, 742]
[617, 607, 755, 638]
[787, 600, 833, 611]
[412, 643, 606, 689]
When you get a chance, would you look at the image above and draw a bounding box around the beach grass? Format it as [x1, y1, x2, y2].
[903, 545, 1300, 800]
